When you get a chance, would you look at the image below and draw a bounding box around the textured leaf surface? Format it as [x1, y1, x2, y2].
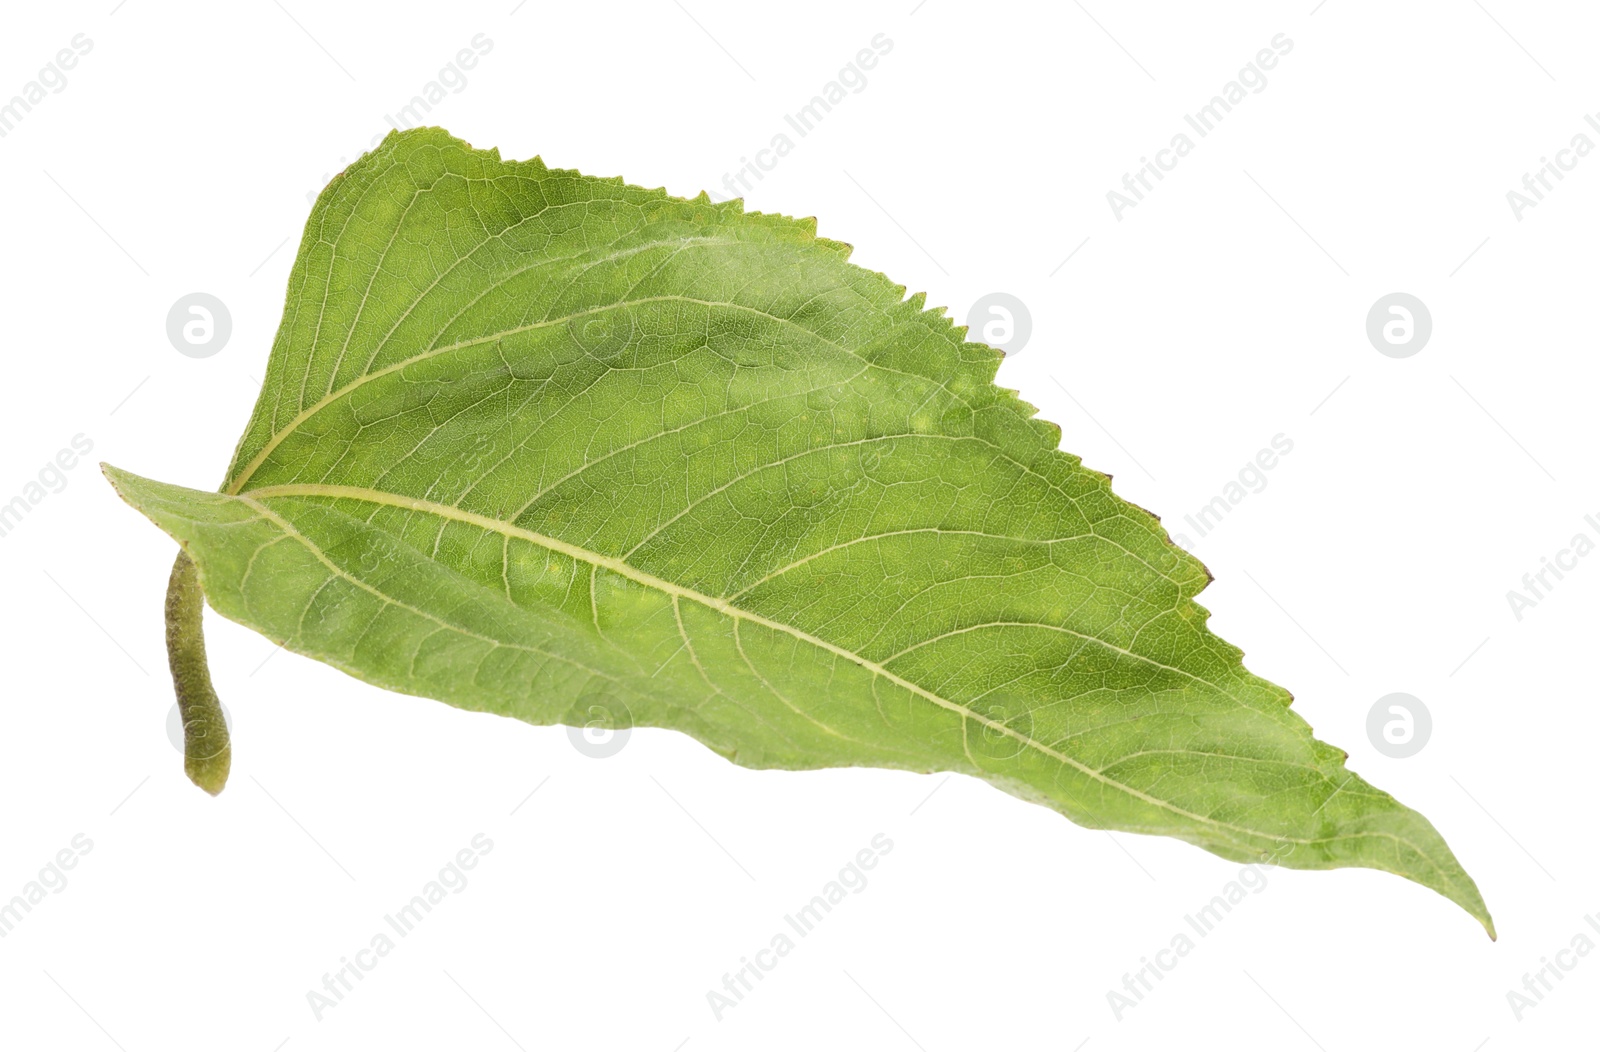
[106, 127, 1490, 934]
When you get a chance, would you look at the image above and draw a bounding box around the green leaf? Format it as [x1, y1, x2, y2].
[105, 127, 1492, 936]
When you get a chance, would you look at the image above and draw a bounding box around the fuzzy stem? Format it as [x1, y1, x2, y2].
[165, 550, 231, 795]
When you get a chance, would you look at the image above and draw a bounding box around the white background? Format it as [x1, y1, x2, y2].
[1, 1, 1595, 1048]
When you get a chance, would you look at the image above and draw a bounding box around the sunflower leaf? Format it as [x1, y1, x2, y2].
[105, 127, 1492, 936]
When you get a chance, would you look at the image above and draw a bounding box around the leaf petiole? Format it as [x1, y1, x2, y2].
[164, 549, 231, 795]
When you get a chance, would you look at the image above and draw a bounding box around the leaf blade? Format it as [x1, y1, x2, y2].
[108, 127, 1491, 935]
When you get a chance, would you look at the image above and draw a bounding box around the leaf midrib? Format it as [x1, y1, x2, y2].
[232, 495, 628, 688]
[242, 480, 1384, 857]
